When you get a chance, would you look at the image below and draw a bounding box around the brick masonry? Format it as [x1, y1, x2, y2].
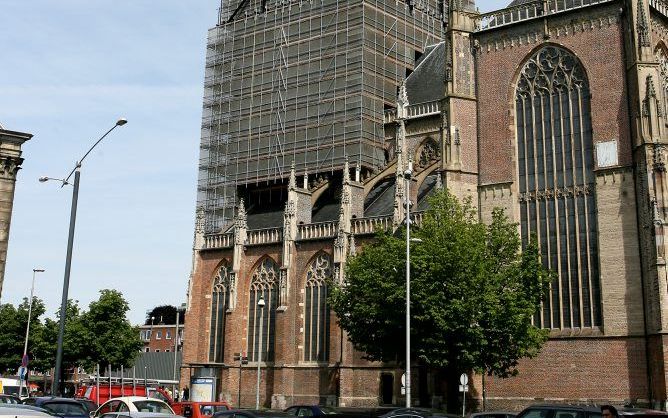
[181, 1, 668, 411]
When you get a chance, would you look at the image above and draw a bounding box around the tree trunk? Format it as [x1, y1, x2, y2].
[444, 365, 461, 414]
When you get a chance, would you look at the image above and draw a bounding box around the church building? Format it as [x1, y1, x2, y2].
[182, 0, 668, 410]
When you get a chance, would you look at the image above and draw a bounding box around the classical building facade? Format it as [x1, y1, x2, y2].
[0, 124, 32, 300]
[182, 0, 668, 411]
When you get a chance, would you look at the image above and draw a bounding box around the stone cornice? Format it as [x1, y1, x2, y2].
[476, 6, 620, 54]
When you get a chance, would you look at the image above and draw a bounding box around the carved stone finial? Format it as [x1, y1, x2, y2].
[303, 170, 308, 189]
[289, 160, 296, 190]
[355, 163, 361, 183]
[397, 80, 409, 119]
[344, 156, 350, 184]
[236, 199, 247, 226]
[436, 172, 443, 189]
[637, 0, 650, 48]
[349, 234, 357, 256]
[195, 207, 206, 234]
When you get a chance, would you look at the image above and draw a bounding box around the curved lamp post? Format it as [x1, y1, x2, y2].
[41, 118, 127, 396]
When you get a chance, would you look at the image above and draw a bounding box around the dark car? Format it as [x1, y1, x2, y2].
[285, 406, 339, 417]
[0, 395, 20, 405]
[517, 404, 602, 418]
[214, 410, 292, 418]
[470, 412, 517, 418]
[73, 398, 98, 414]
[22, 397, 89, 418]
[620, 409, 668, 418]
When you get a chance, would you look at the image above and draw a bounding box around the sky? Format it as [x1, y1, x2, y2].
[0, 0, 509, 325]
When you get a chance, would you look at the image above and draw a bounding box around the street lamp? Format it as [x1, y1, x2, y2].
[404, 160, 416, 409]
[255, 296, 265, 409]
[19, 268, 45, 398]
[41, 117, 127, 396]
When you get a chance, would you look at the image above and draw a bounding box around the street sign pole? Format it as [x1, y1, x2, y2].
[459, 374, 469, 417]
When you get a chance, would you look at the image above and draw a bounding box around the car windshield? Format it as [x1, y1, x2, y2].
[132, 400, 172, 414]
[0, 397, 18, 405]
[320, 408, 338, 415]
[199, 405, 229, 416]
[42, 402, 87, 416]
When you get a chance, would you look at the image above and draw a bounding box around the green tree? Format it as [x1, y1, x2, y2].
[82, 289, 142, 370]
[145, 305, 183, 325]
[329, 189, 552, 410]
[40, 300, 89, 374]
[0, 297, 47, 375]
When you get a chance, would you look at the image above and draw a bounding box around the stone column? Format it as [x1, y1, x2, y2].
[0, 127, 32, 300]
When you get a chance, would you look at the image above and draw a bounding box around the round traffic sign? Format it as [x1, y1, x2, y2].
[459, 373, 468, 386]
[21, 354, 28, 368]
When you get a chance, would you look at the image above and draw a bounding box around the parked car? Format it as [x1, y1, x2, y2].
[620, 410, 668, 418]
[21, 397, 88, 418]
[93, 397, 174, 418]
[172, 402, 230, 418]
[213, 410, 292, 418]
[0, 404, 54, 416]
[0, 396, 20, 405]
[0, 406, 52, 418]
[72, 399, 97, 414]
[284, 406, 339, 417]
[97, 413, 183, 418]
[469, 412, 517, 418]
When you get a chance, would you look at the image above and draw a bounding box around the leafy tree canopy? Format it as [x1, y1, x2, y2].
[0, 297, 47, 374]
[144, 305, 184, 325]
[0, 289, 141, 377]
[329, 189, 552, 379]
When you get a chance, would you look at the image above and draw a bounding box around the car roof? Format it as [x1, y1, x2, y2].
[104, 398, 168, 404]
[523, 405, 602, 413]
[216, 411, 291, 417]
[0, 406, 52, 417]
[470, 413, 517, 417]
[32, 398, 85, 405]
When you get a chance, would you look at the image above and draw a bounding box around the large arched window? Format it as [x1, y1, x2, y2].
[247, 258, 279, 362]
[516, 45, 601, 329]
[209, 263, 232, 363]
[304, 253, 332, 362]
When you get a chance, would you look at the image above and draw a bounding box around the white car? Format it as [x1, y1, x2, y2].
[93, 397, 174, 417]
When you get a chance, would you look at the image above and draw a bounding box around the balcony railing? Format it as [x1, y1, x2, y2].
[247, 227, 283, 246]
[650, 0, 668, 18]
[204, 232, 234, 249]
[384, 101, 442, 124]
[477, 0, 614, 32]
[297, 221, 338, 241]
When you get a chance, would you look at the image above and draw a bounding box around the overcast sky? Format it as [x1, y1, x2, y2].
[0, 0, 509, 325]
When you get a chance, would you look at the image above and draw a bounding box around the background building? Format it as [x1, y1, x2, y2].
[0, 124, 32, 300]
[183, 0, 668, 411]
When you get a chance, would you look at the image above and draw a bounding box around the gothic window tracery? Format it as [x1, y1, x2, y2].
[209, 262, 232, 363]
[417, 139, 440, 168]
[515, 46, 601, 329]
[304, 253, 332, 362]
[247, 257, 279, 362]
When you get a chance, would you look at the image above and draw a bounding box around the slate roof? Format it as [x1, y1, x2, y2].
[107, 352, 182, 384]
[405, 42, 446, 105]
[364, 177, 396, 217]
[507, 0, 537, 6]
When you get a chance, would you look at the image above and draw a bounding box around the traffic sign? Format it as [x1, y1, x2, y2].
[459, 373, 468, 386]
[458, 384, 469, 392]
[21, 354, 28, 368]
[18, 366, 26, 380]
